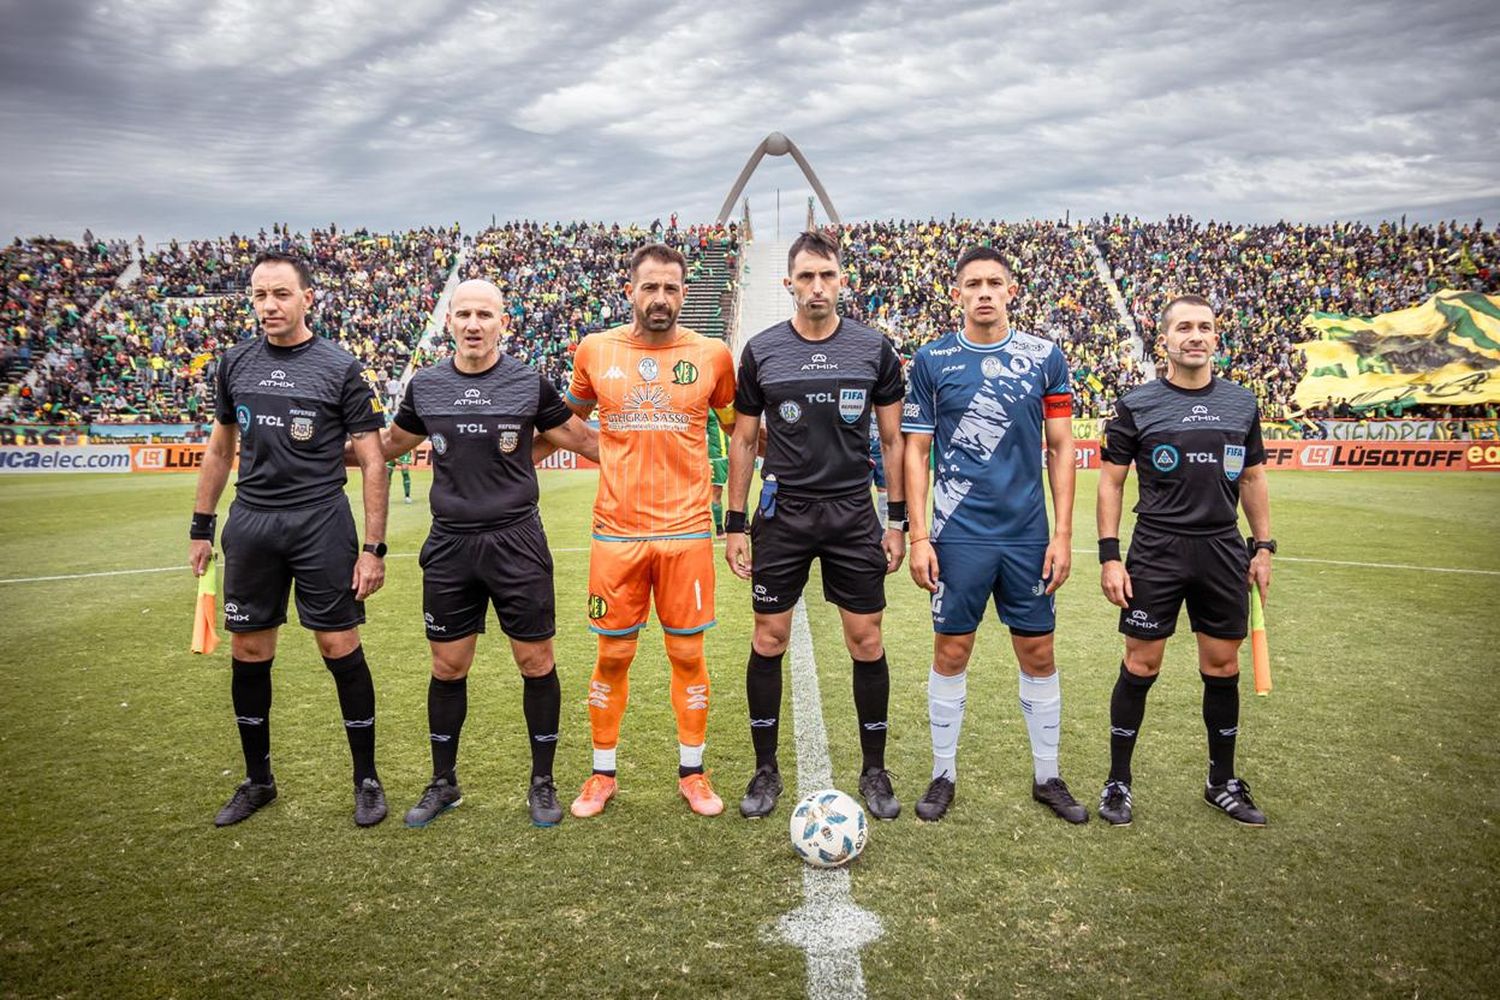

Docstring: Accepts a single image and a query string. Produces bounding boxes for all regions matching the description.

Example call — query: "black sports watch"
[363,542,388,558]
[1249,538,1277,556]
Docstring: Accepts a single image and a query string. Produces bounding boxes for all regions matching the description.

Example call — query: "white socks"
[593,747,617,773]
[927,667,967,780]
[1020,670,1061,783]
[679,742,704,770]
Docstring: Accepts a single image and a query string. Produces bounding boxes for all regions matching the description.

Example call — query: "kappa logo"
[257,368,296,388]
[981,356,1004,379]
[638,357,659,382]
[800,352,839,371]
[1182,404,1222,423]
[671,359,698,385]
[779,399,802,423]
[588,593,608,620]
[603,366,625,380]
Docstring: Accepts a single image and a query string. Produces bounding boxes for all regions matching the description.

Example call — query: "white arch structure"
[716,131,841,227]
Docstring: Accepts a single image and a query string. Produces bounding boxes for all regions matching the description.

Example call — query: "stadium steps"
[1085,234,1152,380]
[680,241,735,340]
[399,241,468,391]
[733,238,792,363]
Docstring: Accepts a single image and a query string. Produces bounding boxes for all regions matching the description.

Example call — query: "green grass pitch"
[0,470,1497,998]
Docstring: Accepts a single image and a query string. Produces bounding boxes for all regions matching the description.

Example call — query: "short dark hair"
[1158,294,1215,337]
[251,250,314,290]
[954,245,1013,280]
[787,229,840,273]
[629,243,686,281]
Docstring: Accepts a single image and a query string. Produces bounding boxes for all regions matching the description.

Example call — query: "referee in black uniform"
[377,280,597,828]
[1095,294,1275,827]
[725,229,908,820]
[189,251,392,827]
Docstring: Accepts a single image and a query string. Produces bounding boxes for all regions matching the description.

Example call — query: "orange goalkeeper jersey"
[567,326,736,538]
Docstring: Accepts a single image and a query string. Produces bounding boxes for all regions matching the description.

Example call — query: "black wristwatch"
[363,542,388,558]
[887,518,910,533]
[1249,538,1277,556]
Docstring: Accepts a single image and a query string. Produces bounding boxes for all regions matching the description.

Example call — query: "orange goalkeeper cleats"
[570,773,617,818]
[678,771,724,816]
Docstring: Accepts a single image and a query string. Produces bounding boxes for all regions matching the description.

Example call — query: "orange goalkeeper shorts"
[586,534,717,637]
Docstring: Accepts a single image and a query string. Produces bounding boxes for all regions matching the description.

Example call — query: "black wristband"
[724,510,748,534]
[886,500,908,523]
[1098,537,1121,564]
[190,512,217,542]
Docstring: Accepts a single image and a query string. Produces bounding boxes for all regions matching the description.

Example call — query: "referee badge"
[838,388,866,424]
[290,416,314,442]
[499,430,519,453]
[1223,444,1246,481]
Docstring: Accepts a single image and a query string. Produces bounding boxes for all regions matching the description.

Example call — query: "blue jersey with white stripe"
[902,330,1071,543]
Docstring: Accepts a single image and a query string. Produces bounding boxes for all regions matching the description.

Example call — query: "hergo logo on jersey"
[671,359,698,385]
[1223,444,1246,481]
[838,388,866,424]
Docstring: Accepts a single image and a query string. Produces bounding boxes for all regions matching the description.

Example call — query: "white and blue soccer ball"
[789,789,868,868]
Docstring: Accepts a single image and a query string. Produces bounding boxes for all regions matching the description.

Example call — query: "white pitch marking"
[1065,548,1500,577]
[773,598,883,1000]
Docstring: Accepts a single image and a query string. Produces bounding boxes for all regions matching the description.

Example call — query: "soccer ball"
[789,789,868,868]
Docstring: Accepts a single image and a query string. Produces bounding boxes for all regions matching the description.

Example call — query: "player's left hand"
[1043,534,1072,594]
[353,551,385,601]
[1248,550,1272,602]
[882,528,906,574]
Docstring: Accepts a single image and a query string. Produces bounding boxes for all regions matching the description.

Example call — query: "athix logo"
[224,602,250,624]
[423,611,447,634]
[754,583,780,604]
[257,368,296,388]
[800,352,839,371]
[1182,404,1222,423]
[1129,609,1161,630]
[454,386,492,405]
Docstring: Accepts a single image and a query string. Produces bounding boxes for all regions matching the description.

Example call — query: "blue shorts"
[929,540,1054,635]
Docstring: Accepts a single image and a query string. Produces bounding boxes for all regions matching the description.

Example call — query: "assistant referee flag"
[191,556,220,655]
[1250,588,1271,696]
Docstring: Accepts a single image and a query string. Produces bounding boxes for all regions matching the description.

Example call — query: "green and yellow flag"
[1294,291,1500,409]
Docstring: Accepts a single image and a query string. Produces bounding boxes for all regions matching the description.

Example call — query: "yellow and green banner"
[1294,291,1500,409]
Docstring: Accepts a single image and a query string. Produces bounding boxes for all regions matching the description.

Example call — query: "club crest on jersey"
[981,356,1004,379]
[671,359,698,385]
[289,416,314,442]
[430,432,448,456]
[1151,443,1180,472]
[838,388,866,424]
[779,400,802,424]
[499,430,519,454]
[1223,444,1246,481]
[235,404,251,433]
[1008,354,1034,376]
[588,594,608,620]
[638,357,659,382]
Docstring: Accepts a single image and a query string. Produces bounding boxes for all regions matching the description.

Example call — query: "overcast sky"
[2,0,1497,245]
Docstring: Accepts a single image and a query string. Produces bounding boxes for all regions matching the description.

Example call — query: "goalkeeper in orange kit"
[563,243,737,819]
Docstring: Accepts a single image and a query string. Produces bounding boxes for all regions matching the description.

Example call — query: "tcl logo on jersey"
[456,423,487,434]
[1185,452,1219,464]
[256,414,285,427]
[805,392,836,403]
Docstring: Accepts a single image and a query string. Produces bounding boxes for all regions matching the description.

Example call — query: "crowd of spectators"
[1091,214,1499,418]
[2,225,456,424]
[840,218,1147,417]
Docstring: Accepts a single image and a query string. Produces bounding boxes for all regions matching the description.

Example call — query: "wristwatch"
[363,542,388,558]
[888,519,909,533]
[1250,538,1277,555]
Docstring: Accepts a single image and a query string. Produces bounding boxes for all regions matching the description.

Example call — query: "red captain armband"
[1043,394,1072,418]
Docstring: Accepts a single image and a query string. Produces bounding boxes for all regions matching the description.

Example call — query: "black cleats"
[354,777,388,827]
[1205,777,1267,827]
[1033,777,1088,824]
[1098,780,1133,826]
[858,766,901,821]
[528,774,563,827]
[214,778,277,827]
[739,765,784,818]
[403,777,461,828]
[916,776,956,822]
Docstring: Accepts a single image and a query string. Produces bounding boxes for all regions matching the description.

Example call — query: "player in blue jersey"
[902,246,1085,823]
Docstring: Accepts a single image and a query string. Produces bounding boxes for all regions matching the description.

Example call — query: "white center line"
[774,598,883,1000]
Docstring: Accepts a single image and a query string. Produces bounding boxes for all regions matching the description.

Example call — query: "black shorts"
[751,492,886,615]
[221,497,362,633]
[419,512,556,642]
[1120,523,1250,641]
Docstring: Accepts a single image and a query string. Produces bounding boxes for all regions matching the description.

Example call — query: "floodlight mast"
[716,132,841,228]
